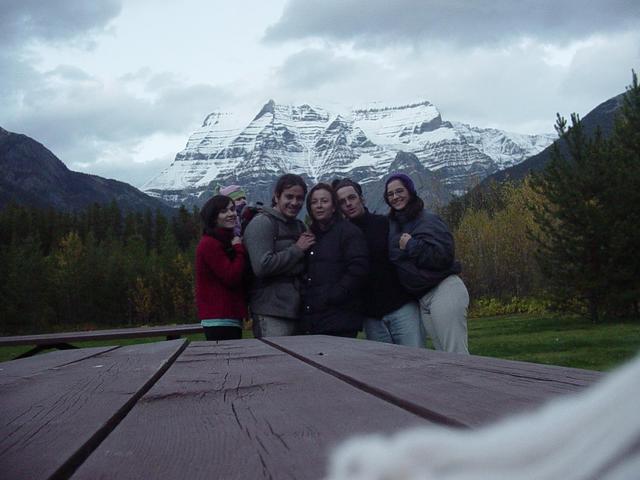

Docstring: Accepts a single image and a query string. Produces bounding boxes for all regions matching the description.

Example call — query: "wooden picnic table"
[0,323,203,359]
[0,335,604,480]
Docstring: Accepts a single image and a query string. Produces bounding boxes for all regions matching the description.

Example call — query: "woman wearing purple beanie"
[384,173,469,354]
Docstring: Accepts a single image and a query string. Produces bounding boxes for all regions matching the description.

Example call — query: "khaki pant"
[418,275,469,354]
[252,314,299,338]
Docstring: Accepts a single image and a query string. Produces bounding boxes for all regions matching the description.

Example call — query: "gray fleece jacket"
[243,206,306,319]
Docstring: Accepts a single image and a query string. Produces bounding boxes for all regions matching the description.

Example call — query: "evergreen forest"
[0,203,200,334]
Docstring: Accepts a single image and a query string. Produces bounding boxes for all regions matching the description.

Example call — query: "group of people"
[194,172,470,353]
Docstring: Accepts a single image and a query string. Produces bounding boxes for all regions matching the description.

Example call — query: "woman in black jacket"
[302,183,369,337]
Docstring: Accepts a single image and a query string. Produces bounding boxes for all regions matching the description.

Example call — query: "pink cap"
[219,185,246,201]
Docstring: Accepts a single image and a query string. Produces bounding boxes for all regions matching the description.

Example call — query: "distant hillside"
[0,127,174,214]
[481,93,624,184]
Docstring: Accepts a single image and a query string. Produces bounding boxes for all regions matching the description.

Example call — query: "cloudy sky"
[2,0,639,187]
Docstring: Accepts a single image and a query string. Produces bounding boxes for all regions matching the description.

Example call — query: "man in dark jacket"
[334,179,423,347]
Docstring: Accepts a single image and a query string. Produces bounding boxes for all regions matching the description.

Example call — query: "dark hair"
[306,183,340,224]
[200,195,234,236]
[385,175,424,221]
[272,173,308,206]
[332,178,363,197]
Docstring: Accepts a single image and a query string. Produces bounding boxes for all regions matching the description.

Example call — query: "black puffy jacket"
[350,210,413,318]
[388,210,462,297]
[302,218,369,334]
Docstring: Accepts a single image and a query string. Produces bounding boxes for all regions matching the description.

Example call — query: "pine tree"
[530,114,612,321]
[105,200,123,240]
[154,209,169,250]
[607,71,640,316]
[530,72,640,321]
[0,236,54,334]
[142,209,154,251]
[172,205,198,251]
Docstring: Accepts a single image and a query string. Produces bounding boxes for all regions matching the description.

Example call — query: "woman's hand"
[231,236,242,246]
[295,231,316,251]
[399,233,412,250]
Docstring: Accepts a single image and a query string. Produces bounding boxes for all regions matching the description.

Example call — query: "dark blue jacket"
[388,210,461,297]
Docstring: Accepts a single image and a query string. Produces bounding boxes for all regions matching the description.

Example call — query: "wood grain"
[264,335,603,428]
[0,347,118,386]
[72,339,433,480]
[0,340,186,480]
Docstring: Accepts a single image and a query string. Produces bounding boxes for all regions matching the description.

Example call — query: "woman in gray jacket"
[243,174,315,337]
[385,173,469,354]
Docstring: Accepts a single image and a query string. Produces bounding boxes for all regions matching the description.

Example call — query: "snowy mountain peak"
[353,99,436,114]
[143,99,554,208]
[202,112,228,127]
[253,99,275,121]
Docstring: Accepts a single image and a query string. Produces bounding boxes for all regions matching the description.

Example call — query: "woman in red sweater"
[195,194,247,340]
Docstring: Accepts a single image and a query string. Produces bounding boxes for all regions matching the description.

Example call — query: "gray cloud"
[2,61,233,185]
[11,80,231,147]
[46,65,97,82]
[0,0,121,46]
[0,53,40,98]
[145,72,184,91]
[558,34,639,108]
[118,67,153,83]
[274,48,359,89]
[261,0,639,136]
[265,0,640,47]
[260,29,639,136]
[0,0,232,187]
[71,154,175,188]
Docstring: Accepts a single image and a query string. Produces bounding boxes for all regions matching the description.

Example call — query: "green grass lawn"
[2,314,639,371]
[469,314,640,371]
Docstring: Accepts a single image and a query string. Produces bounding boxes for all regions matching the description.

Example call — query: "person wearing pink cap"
[384,173,469,354]
[219,185,248,236]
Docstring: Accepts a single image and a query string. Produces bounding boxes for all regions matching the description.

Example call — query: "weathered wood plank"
[0,323,202,347]
[72,339,433,480]
[0,339,187,480]
[0,346,118,387]
[264,335,603,428]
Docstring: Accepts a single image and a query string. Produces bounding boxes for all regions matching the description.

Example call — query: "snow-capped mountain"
[143,100,554,209]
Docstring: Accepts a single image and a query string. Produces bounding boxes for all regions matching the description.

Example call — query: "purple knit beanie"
[384,173,417,205]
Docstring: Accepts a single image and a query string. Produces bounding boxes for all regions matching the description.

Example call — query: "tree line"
[0,202,201,334]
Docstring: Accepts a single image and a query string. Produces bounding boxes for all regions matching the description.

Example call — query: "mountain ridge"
[480,92,624,184]
[143,99,554,209]
[0,127,174,214]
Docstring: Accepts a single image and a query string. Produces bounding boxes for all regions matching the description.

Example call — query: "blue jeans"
[364,301,424,347]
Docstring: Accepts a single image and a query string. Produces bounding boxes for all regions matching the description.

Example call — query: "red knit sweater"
[195,232,248,320]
